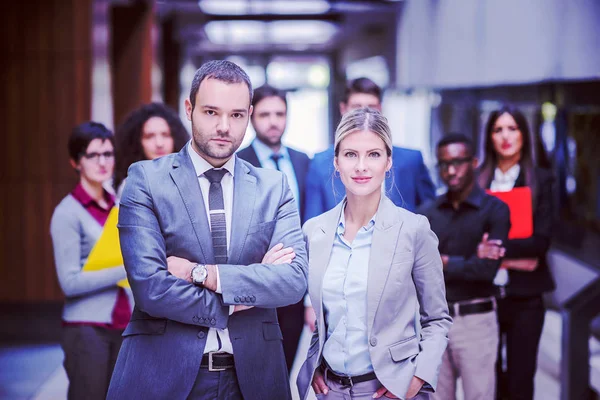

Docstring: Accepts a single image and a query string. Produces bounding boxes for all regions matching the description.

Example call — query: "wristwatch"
[191,264,208,286]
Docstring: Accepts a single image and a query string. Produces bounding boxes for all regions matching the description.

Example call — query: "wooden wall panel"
[0,0,92,302]
[111,2,154,127]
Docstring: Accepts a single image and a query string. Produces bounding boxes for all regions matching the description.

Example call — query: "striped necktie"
[204,168,228,264]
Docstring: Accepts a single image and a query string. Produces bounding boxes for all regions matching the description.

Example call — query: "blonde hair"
[334,108,393,157]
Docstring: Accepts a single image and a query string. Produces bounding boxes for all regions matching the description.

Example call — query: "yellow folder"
[82,207,129,288]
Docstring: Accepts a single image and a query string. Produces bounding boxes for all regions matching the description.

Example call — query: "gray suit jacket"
[297,196,451,400]
[107,145,308,400]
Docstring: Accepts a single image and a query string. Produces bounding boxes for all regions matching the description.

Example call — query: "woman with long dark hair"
[478,106,555,400]
[113,102,189,197]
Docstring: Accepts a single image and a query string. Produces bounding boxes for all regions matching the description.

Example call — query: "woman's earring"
[386,170,391,178]
[334,169,340,178]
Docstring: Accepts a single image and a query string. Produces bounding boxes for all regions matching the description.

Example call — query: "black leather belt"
[200,352,235,371]
[449,299,495,317]
[321,363,377,387]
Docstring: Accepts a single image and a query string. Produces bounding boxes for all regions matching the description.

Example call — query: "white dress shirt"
[188,141,235,354]
[490,164,520,286]
[251,139,300,208]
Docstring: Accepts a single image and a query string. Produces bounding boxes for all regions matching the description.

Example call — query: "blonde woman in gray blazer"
[297,108,451,400]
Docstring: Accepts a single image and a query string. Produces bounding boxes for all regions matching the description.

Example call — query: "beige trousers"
[431,301,499,400]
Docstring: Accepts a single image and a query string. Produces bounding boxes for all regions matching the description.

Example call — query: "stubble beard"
[191,123,237,161]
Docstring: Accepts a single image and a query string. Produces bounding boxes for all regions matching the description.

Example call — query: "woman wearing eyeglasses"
[297,108,451,400]
[50,122,133,400]
[113,102,189,199]
[478,106,555,400]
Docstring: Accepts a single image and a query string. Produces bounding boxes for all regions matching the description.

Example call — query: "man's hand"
[166,256,194,282]
[262,243,295,265]
[404,376,425,399]
[477,233,506,260]
[233,305,253,313]
[373,385,399,398]
[440,255,449,269]
[501,258,538,271]
[305,306,316,332]
[166,256,218,291]
[311,369,329,395]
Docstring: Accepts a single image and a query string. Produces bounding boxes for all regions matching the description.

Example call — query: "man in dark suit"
[237,84,310,373]
[304,77,436,221]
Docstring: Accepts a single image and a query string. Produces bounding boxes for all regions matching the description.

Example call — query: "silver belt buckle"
[208,352,227,372]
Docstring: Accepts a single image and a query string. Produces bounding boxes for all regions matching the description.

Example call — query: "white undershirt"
[490,164,520,286]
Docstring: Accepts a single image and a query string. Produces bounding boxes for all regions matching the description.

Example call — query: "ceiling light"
[199,0,330,15]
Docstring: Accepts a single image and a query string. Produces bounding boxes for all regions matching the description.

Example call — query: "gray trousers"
[431,301,499,400]
[315,373,430,400]
[61,325,124,400]
[187,367,243,400]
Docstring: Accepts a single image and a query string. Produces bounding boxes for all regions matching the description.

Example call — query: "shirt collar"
[251,138,289,164]
[493,164,521,184]
[188,141,236,178]
[71,183,114,209]
[336,200,377,236]
[436,184,485,209]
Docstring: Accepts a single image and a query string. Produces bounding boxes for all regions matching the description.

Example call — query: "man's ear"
[339,102,347,116]
[69,159,80,171]
[472,156,479,169]
[248,105,254,118]
[184,98,193,121]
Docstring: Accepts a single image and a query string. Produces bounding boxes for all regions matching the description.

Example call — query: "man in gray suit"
[107,60,308,400]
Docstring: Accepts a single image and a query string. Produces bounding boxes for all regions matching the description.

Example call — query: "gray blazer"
[50,195,130,323]
[297,196,452,400]
[107,145,308,400]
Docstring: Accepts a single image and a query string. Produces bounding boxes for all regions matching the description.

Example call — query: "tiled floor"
[0,343,63,400]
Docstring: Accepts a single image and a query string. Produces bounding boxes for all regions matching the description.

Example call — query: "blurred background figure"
[50,122,132,400]
[237,84,310,373]
[113,102,189,198]
[478,107,555,400]
[304,77,435,221]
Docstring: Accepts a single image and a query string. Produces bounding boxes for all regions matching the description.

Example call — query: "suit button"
[244,296,250,302]
[370,337,378,347]
[197,331,206,339]
[210,318,216,325]
[192,315,200,323]
[234,296,240,302]
[200,317,205,322]
[250,295,256,303]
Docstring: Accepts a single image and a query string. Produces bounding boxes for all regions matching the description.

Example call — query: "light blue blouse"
[322,206,376,376]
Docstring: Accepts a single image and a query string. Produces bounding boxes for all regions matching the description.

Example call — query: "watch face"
[193,265,207,284]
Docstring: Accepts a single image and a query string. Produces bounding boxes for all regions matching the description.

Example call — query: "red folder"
[486,187,533,239]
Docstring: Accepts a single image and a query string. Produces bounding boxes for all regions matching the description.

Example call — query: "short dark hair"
[189,60,253,110]
[436,133,475,157]
[343,77,382,103]
[113,102,190,191]
[68,121,114,162]
[252,84,287,109]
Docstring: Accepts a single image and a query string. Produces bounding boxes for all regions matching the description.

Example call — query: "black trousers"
[277,300,305,372]
[496,296,546,400]
[187,367,243,400]
[61,325,124,400]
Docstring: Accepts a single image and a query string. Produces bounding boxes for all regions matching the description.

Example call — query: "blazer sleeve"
[415,152,437,207]
[218,173,308,308]
[304,158,327,221]
[118,163,231,329]
[444,200,511,282]
[504,172,554,259]
[412,215,452,390]
[50,204,127,298]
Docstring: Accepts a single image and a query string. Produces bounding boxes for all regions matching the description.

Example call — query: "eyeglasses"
[436,157,472,171]
[82,151,115,163]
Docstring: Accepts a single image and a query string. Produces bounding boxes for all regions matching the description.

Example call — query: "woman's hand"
[262,243,295,265]
[404,376,425,398]
[311,370,329,395]
[305,306,316,332]
[501,258,538,271]
[166,255,194,282]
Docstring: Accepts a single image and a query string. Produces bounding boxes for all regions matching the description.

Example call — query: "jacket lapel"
[310,201,344,348]
[228,157,257,265]
[169,145,213,263]
[367,196,403,331]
